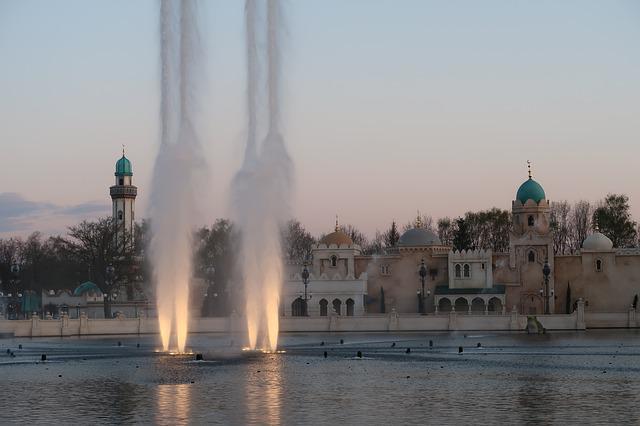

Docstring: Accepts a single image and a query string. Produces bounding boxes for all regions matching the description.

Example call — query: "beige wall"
[554,253,640,313]
[357,248,449,314]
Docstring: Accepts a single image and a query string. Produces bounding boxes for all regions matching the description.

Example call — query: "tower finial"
[594,217,600,232]
[122,144,126,157]
[335,215,339,232]
[527,160,532,179]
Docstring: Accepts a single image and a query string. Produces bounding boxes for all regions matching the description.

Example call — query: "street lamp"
[10,263,20,319]
[205,265,215,315]
[105,265,115,317]
[301,261,310,316]
[542,258,551,314]
[418,259,427,314]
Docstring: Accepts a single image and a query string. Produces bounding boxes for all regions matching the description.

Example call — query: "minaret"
[110,149,137,243]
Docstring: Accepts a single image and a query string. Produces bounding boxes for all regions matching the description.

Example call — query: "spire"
[122,144,126,157]
[527,160,532,179]
[335,215,339,232]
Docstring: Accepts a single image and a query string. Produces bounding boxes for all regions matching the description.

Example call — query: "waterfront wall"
[0,305,637,338]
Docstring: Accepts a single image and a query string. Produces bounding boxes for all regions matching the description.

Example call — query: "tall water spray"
[232,0,293,351]
[150,0,204,353]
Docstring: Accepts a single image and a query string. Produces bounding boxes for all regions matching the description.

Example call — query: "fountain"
[150,0,205,353]
[232,0,293,351]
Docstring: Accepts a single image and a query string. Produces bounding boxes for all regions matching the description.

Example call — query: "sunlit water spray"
[150,0,205,353]
[232,0,293,351]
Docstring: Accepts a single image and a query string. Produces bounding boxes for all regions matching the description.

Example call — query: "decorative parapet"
[314,243,361,251]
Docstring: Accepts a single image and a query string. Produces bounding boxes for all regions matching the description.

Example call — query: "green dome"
[516,178,546,204]
[73,281,102,296]
[115,155,132,176]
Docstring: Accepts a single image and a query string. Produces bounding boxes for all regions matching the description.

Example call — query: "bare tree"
[281,219,315,263]
[550,201,571,254]
[62,217,135,318]
[341,224,369,248]
[569,200,592,252]
[437,217,455,246]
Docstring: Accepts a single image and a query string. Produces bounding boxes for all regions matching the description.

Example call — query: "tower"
[509,162,555,313]
[110,150,137,243]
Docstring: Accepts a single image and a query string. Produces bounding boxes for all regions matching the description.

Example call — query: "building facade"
[285,172,640,316]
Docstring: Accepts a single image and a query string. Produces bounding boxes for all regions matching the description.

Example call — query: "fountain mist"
[150,0,204,353]
[232,0,293,351]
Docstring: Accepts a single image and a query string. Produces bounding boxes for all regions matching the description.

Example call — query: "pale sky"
[1,0,639,237]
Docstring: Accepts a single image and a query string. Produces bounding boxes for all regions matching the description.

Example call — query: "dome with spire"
[516,178,546,204]
[516,163,545,204]
[582,229,614,251]
[320,217,354,246]
[115,154,132,176]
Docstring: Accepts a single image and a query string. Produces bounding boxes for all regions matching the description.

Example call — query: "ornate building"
[284,169,640,316]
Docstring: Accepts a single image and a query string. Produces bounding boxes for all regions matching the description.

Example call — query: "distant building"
[285,169,640,316]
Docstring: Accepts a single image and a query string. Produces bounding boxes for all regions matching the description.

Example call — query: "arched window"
[346,298,355,316]
[455,264,462,278]
[319,299,328,316]
[330,255,337,267]
[119,178,124,186]
[332,299,342,315]
[528,251,535,263]
[118,210,123,221]
[463,264,470,278]
[291,298,305,317]
[528,215,535,227]
[595,259,603,272]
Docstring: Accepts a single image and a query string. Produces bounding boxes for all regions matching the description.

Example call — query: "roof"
[320,230,354,246]
[115,155,133,176]
[516,178,545,204]
[398,228,441,247]
[73,281,103,296]
[434,285,506,295]
[582,232,613,251]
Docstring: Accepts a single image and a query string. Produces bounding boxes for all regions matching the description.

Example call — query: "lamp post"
[301,261,310,316]
[542,257,551,314]
[10,263,21,319]
[105,265,115,317]
[204,265,215,316]
[418,259,427,314]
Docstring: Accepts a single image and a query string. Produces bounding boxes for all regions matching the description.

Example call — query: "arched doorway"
[471,297,485,314]
[487,297,503,314]
[291,298,305,317]
[332,299,342,315]
[438,298,452,313]
[454,297,469,313]
[319,299,328,316]
[346,298,355,316]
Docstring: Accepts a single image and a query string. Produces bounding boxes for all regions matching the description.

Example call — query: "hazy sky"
[1,0,639,237]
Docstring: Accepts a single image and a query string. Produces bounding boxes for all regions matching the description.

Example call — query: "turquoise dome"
[516,178,546,204]
[73,281,102,296]
[115,155,132,176]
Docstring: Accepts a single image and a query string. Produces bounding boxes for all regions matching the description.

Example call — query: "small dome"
[582,232,613,251]
[516,178,546,204]
[320,230,353,246]
[73,281,103,297]
[115,155,132,176]
[398,228,441,247]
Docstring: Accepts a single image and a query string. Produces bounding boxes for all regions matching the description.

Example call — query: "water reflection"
[156,383,192,425]
[245,354,283,425]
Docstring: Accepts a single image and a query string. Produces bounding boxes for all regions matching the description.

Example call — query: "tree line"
[1,193,637,316]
